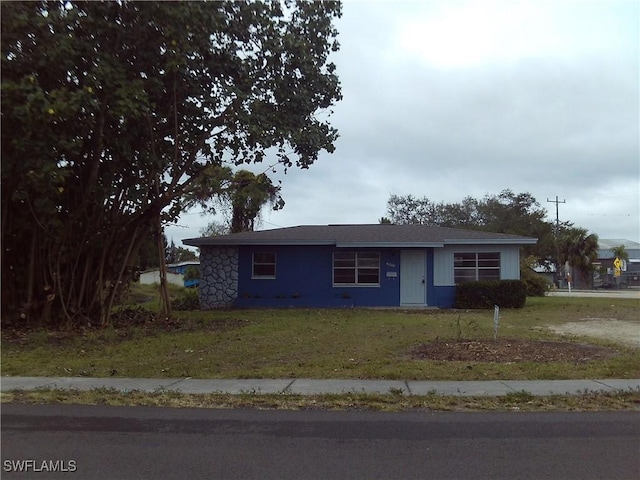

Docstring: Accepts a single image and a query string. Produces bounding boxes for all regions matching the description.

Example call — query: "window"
[454,252,500,283]
[333,252,380,286]
[252,252,276,278]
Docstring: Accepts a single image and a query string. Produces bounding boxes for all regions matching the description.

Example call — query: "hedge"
[520,268,552,296]
[454,280,527,309]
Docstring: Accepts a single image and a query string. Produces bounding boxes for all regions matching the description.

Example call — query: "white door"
[400,250,426,305]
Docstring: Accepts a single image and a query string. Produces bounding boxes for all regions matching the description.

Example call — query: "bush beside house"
[454,280,527,309]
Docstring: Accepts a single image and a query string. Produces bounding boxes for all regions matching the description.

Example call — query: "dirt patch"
[410,338,617,363]
[547,319,640,349]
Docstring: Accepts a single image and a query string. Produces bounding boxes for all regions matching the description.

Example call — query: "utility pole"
[547,196,566,288]
[547,196,566,233]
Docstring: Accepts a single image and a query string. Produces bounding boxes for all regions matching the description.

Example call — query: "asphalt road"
[2,404,638,480]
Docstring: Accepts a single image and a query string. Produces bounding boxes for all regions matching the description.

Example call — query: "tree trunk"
[156,213,172,320]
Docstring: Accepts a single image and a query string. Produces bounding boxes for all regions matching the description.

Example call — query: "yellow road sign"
[613,257,622,269]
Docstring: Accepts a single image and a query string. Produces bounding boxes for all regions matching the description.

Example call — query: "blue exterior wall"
[233,245,458,308]
[423,249,456,307]
[235,245,403,307]
[431,286,457,307]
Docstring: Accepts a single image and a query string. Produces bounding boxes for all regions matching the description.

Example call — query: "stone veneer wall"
[199,246,239,308]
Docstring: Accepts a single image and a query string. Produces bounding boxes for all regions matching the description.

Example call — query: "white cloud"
[171,0,640,247]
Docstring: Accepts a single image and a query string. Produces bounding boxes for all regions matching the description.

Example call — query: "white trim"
[252,252,277,279]
[332,251,381,287]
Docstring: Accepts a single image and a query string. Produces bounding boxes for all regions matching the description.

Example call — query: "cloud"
[171,0,640,247]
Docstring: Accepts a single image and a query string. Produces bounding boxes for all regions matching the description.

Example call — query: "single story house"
[167,260,200,275]
[168,260,200,288]
[139,261,201,288]
[183,224,537,309]
[139,270,184,287]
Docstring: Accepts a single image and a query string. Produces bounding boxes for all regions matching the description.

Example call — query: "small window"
[252,252,276,278]
[454,252,500,283]
[333,252,380,286]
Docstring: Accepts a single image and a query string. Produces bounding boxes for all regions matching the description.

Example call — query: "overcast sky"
[170,0,640,247]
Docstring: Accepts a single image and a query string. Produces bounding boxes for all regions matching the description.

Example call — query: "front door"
[400,250,426,305]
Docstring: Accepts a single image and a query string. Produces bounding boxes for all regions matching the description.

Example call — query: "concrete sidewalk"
[2,377,639,397]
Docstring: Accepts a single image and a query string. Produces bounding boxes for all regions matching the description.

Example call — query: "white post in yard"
[493,305,500,340]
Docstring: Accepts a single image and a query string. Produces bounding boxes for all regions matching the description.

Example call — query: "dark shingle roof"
[183,224,537,247]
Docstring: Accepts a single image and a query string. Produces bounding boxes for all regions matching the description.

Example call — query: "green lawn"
[2,296,639,381]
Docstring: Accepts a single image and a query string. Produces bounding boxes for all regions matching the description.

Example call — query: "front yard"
[2,296,639,381]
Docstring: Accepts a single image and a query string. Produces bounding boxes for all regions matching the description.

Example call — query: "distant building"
[166,261,200,275]
[139,270,184,287]
[139,261,200,288]
[593,239,640,288]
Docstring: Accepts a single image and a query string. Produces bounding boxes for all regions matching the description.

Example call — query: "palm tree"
[227,170,282,233]
[610,244,629,288]
[611,245,629,262]
[558,228,599,287]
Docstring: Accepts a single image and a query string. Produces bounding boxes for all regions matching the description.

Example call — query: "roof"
[183,224,538,248]
[597,239,640,250]
[167,261,200,268]
[597,239,640,260]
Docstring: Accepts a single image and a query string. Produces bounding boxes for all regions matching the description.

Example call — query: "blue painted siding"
[235,245,402,307]
[232,245,459,308]
[432,286,457,308]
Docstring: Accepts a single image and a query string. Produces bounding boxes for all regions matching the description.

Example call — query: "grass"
[2,387,639,412]
[2,292,639,381]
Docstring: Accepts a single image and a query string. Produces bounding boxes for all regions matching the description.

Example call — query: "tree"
[137,232,195,269]
[173,247,197,263]
[226,170,282,233]
[166,239,178,265]
[386,194,440,225]
[195,169,281,235]
[2,1,342,326]
[558,227,599,287]
[385,190,556,262]
[611,245,629,262]
[200,221,230,238]
[191,169,283,233]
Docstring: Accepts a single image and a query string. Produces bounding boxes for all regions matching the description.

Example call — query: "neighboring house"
[531,263,555,287]
[593,239,640,288]
[167,261,200,275]
[139,270,185,287]
[168,260,200,288]
[183,224,537,309]
[139,261,201,288]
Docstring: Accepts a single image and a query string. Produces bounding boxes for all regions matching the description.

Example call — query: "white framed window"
[252,252,276,279]
[333,252,380,286]
[454,252,500,283]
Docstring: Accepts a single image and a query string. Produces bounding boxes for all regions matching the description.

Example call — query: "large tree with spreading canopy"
[385,190,560,264]
[1,0,342,326]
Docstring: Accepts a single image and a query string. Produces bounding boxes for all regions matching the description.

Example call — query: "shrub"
[520,269,551,297]
[454,280,527,309]
[172,288,200,311]
[184,265,200,282]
